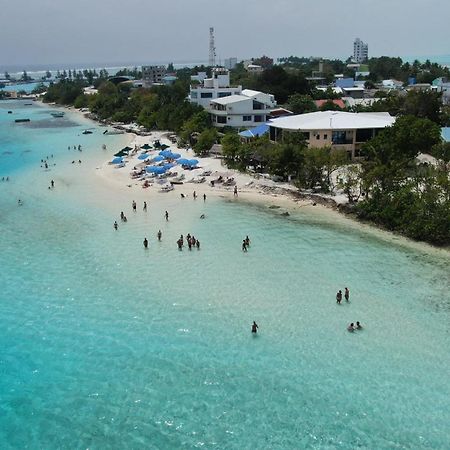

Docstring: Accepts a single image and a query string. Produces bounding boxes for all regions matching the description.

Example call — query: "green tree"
[287,94,317,114]
[194,128,217,156]
[221,133,242,163]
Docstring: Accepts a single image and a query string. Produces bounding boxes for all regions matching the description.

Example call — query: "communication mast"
[209,27,216,67]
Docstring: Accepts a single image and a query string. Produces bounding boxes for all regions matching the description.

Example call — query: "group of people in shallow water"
[41,156,56,170]
[242,236,251,252]
[335,287,364,332]
[143,230,163,248]
[347,322,363,332]
[336,287,350,303]
[177,233,200,250]
[68,145,82,152]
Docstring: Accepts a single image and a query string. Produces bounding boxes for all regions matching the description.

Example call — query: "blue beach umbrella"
[146,166,167,174]
[170,152,181,159]
[112,156,123,164]
[163,162,176,170]
[151,155,165,162]
[158,150,172,157]
[177,158,190,165]
[187,159,199,166]
[138,153,150,160]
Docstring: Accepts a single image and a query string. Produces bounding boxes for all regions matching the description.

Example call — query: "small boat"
[7,111,12,114]
[15,118,30,123]
[50,111,65,118]
[159,184,174,192]
[82,130,93,135]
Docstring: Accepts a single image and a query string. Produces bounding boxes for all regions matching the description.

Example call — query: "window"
[218,92,231,98]
[190,92,198,99]
[254,115,263,122]
[323,134,328,140]
[201,92,213,98]
[217,116,227,124]
[243,115,252,121]
[316,134,320,140]
[253,100,264,110]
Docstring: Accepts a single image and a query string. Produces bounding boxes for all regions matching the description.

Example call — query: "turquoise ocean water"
[0,101,449,449]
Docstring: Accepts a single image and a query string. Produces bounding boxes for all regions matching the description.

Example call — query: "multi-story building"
[353,38,368,63]
[209,89,276,128]
[189,68,242,108]
[224,57,238,70]
[142,65,166,87]
[268,111,395,159]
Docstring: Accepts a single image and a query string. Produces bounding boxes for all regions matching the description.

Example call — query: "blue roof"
[442,127,450,143]
[239,123,270,139]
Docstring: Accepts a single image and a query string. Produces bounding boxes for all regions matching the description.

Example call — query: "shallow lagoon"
[0,102,449,449]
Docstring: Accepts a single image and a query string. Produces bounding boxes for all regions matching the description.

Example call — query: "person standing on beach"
[203,193,206,202]
[234,186,238,197]
[157,230,162,241]
[165,211,169,221]
[336,290,342,304]
[193,191,197,199]
[344,287,350,302]
[132,200,137,212]
[143,201,147,211]
[252,321,258,333]
[143,237,148,249]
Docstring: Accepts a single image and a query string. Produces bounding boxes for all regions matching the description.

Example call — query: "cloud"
[0,0,448,68]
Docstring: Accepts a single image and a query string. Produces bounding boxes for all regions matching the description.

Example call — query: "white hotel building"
[189,68,276,128]
[189,68,242,108]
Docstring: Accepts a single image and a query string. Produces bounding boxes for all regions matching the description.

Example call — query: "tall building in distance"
[353,38,368,63]
[224,57,237,70]
[142,65,166,87]
[209,27,216,67]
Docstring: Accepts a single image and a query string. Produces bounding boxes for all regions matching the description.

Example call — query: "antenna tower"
[209,27,216,67]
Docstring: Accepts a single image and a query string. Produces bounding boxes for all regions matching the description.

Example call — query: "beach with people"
[1,101,450,448]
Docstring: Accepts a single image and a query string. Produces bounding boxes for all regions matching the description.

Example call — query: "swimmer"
[157,230,162,241]
[336,290,342,304]
[196,239,200,249]
[251,321,258,333]
[193,191,197,199]
[347,323,355,332]
[143,237,148,249]
[143,201,147,211]
[203,193,206,201]
[177,238,183,250]
[51,180,54,188]
[123,215,128,222]
[120,211,125,221]
[18,199,23,206]
[113,221,118,230]
[200,214,205,219]
[181,193,185,199]
[245,236,250,247]
[165,210,169,221]
[356,321,362,330]
[242,240,248,252]
[344,287,350,302]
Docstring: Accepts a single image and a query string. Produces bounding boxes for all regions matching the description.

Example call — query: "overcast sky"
[1,0,449,68]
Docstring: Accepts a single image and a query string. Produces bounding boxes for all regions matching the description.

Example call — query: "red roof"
[315,99,346,109]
